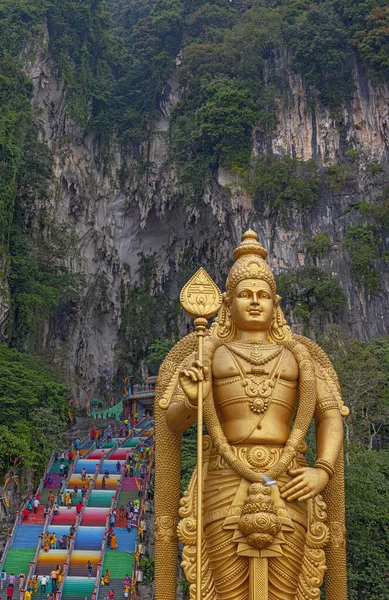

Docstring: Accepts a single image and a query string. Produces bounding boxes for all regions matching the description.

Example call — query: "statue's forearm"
[166,400,197,434]
[316,410,344,465]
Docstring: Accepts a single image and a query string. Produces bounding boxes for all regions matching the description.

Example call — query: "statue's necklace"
[227,342,283,366]
[225,344,284,415]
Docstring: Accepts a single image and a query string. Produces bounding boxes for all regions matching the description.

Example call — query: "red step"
[121,477,138,491]
[24,506,46,524]
[51,507,77,525]
[110,450,128,461]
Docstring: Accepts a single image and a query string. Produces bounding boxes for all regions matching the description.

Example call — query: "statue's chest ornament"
[226,343,284,415]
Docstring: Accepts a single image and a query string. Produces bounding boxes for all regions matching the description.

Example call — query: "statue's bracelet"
[314,459,335,479]
[184,396,198,411]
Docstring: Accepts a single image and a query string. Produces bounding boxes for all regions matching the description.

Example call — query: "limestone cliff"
[22,42,388,401]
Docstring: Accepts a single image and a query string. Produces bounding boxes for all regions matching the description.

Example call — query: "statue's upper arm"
[313,361,341,419]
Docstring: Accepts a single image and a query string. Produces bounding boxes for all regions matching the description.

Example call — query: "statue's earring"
[270,299,290,342]
[216,294,233,339]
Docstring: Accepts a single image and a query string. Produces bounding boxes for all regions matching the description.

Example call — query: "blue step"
[13,525,44,548]
[113,528,137,552]
[101,460,123,475]
[74,459,100,474]
[74,527,105,551]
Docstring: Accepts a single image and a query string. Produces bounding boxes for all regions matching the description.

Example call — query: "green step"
[40,488,60,504]
[102,552,134,579]
[49,460,69,474]
[3,548,36,575]
[123,438,140,448]
[88,491,115,507]
[117,491,138,507]
[102,441,116,448]
[62,576,96,598]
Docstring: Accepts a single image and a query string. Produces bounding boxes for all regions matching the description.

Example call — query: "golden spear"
[180,268,223,600]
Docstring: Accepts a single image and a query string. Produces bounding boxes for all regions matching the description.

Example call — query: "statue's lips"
[247,310,262,315]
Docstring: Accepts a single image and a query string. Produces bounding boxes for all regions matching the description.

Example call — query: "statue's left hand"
[279,467,329,502]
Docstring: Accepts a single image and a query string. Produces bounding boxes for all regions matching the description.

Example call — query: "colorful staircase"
[0,420,153,600]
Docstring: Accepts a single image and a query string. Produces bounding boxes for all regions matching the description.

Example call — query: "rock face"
[23,45,388,401]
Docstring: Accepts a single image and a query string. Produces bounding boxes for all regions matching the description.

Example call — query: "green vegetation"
[181,424,197,494]
[276,266,346,329]
[0,344,68,476]
[305,233,332,258]
[360,196,389,231]
[146,339,177,375]
[320,329,389,598]
[324,163,354,191]
[335,0,389,80]
[343,225,381,293]
[118,255,179,383]
[249,156,320,218]
[285,3,354,110]
[139,556,155,584]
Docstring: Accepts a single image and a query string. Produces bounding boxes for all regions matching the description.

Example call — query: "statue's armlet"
[314,363,340,420]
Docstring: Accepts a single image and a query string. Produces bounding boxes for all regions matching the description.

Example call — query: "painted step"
[123,438,140,448]
[95,474,120,490]
[98,577,128,600]
[74,527,105,551]
[51,507,77,525]
[68,550,100,576]
[88,490,116,508]
[49,461,70,474]
[101,460,124,475]
[13,524,44,548]
[111,528,137,553]
[81,507,109,526]
[40,487,61,505]
[74,459,100,474]
[3,548,36,575]
[22,506,46,525]
[121,477,138,491]
[88,449,110,460]
[62,576,96,598]
[102,441,116,448]
[102,552,134,579]
[109,450,129,461]
[35,550,68,576]
[116,491,138,507]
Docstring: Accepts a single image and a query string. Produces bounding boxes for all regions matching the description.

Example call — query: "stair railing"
[0,510,21,577]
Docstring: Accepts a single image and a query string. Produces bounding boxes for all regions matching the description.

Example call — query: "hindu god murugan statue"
[154,230,348,600]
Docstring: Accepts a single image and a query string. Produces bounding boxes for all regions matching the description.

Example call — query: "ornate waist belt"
[208,444,288,472]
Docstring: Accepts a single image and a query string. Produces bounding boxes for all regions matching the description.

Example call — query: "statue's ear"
[275,294,281,306]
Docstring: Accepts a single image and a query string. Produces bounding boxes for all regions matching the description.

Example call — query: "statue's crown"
[226,229,276,297]
[233,229,268,261]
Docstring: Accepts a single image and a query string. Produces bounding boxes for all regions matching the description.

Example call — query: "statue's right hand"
[179,360,211,404]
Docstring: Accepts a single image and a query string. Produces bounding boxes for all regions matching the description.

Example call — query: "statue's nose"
[251,293,260,305]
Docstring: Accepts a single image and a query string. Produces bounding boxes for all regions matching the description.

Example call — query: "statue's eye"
[239,292,248,298]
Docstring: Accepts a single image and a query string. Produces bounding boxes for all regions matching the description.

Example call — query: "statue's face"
[230,279,274,331]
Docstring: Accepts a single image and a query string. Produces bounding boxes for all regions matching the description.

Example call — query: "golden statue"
[155,230,348,600]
